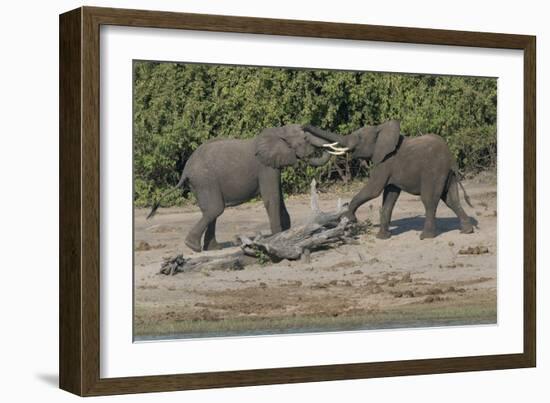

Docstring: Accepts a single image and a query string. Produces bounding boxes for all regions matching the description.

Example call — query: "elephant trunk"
[304,131,330,148]
[303,131,343,165]
[302,125,351,148]
[307,151,332,167]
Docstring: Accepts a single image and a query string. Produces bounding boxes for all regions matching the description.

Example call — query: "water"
[134,318,496,342]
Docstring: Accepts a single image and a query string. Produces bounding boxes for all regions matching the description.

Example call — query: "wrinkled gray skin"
[303,120,474,239]
[147,124,332,252]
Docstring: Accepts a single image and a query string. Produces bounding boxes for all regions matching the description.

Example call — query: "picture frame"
[59,6,536,396]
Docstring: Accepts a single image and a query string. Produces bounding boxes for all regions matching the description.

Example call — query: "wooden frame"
[59,6,536,396]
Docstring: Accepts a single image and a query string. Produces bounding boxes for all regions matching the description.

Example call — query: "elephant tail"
[457,179,473,208]
[146,173,188,220]
[450,167,473,208]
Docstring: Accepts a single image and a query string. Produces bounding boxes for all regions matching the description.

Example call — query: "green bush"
[134,62,496,207]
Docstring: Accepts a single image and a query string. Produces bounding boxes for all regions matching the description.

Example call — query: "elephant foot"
[420,230,436,240]
[376,229,392,240]
[460,219,474,234]
[185,237,202,252]
[341,211,358,223]
[203,240,222,251]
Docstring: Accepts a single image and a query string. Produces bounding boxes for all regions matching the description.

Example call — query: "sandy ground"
[134,172,497,339]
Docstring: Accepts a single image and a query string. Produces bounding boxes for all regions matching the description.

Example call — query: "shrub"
[133,62,496,207]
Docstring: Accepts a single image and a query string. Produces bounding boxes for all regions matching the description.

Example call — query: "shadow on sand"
[383,215,478,237]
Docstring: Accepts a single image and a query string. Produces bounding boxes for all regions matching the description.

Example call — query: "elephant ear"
[255,128,298,169]
[372,120,401,165]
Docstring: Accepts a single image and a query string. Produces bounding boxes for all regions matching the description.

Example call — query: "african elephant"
[303,120,474,239]
[147,124,332,252]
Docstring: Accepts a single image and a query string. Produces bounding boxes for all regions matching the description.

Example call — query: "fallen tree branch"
[239,215,367,261]
[159,179,369,275]
[158,250,257,275]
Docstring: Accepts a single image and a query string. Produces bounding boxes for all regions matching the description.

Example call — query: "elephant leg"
[420,197,438,239]
[279,193,291,231]
[203,218,222,251]
[185,188,224,252]
[377,185,401,239]
[259,169,286,234]
[442,175,473,234]
[185,215,211,252]
[419,178,445,240]
[262,194,286,234]
[345,170,387,222]
[263,197,284,234]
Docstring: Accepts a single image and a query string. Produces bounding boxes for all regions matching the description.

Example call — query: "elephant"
[302,120,474,239]
[147,124,334,252]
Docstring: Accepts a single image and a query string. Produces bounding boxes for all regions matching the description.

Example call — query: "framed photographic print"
[59,6,536,396]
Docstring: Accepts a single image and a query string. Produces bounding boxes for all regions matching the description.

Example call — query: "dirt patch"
[135,240,166,251]
[458,245,490,255]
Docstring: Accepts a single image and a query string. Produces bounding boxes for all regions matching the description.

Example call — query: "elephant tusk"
[328,150,347,156]
[330,145,350,152]
[323,142,349,152]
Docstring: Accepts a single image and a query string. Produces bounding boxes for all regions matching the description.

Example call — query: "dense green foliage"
[134,61,496,207]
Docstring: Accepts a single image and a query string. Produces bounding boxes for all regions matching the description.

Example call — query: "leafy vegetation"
[134,61,497,207]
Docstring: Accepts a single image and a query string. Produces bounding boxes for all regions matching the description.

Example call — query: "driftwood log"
[159,251,257,275]
[159,180,369,275]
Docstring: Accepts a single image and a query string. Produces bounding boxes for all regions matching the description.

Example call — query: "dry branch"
[158,251,256,275]
[159,180,369,275]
